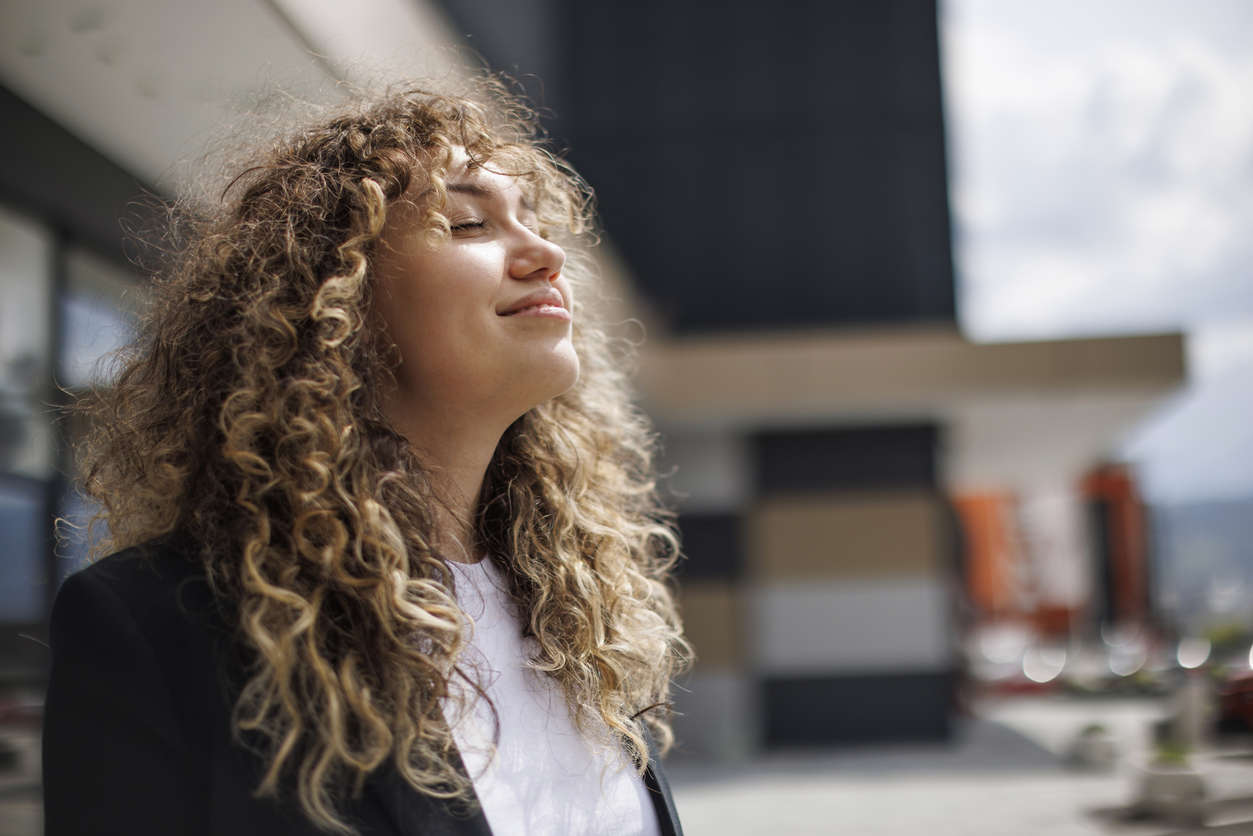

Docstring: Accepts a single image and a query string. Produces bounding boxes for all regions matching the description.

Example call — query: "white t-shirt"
[442,558,661,836]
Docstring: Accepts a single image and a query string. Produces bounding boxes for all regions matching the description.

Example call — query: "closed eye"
[450,219,485,233]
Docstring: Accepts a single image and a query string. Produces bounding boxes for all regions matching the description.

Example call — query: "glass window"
[58,248,143,390]
[0,407,54,479]
[0,205,54,480]
[0,475,46,622]
[0,203,51,399]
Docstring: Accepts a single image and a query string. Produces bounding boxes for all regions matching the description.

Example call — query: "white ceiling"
[0,0,465,191]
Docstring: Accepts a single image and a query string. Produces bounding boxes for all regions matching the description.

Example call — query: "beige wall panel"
[747,491,944,581]
[638,328,1184,424]
[678,581,744,670]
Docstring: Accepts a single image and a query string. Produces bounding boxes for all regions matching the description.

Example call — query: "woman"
[43,79,689,836]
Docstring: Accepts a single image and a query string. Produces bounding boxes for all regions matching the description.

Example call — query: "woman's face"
[371,151,579,430]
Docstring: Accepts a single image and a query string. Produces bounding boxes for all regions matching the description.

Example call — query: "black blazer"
[43,541,683,836]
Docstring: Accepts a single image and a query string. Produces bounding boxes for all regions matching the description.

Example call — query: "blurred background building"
[1,1,1251,818]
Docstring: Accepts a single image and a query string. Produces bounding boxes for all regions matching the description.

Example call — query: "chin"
[545,348,581,399]
[509,343,580,415]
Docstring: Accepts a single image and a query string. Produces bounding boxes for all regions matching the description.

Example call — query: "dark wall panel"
[676,512,744,582]
[562,0,955,332]
[763,670,954,745]
[755,425,939,496]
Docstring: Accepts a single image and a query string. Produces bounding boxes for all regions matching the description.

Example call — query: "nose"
[509,227,566,283]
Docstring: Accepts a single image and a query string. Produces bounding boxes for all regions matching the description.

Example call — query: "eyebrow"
[446,181,535,211]
[447,182,494,198]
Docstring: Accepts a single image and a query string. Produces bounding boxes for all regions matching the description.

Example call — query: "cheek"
[377,251,478,327]
[374,261,501,382]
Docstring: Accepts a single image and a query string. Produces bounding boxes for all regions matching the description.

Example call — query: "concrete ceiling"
[0,0,463,192]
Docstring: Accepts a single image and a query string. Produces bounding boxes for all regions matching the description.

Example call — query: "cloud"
[1190,319,1253,379]
[943,8,1253,339]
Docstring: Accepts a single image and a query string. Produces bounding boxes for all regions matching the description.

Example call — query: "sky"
[940,0,1253,504]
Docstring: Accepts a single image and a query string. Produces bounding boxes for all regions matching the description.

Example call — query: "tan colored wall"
[678,581,744,670]
[747,491,945,581]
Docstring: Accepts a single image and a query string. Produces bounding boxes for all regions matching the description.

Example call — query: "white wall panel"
[750,578,953,674]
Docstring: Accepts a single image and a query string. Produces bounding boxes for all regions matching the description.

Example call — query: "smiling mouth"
[499,287,568,318]
[501,303,571,321]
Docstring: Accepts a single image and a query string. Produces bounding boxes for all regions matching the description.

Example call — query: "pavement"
[4,694,1252,835]
[667,695,1253,836]
[0,727,38,836]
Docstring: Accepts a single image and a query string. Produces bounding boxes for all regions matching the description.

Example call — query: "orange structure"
[952,492,1020,618]
[1082,463,1151,627]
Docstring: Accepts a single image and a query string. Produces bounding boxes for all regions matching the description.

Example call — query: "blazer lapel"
[362,751,494,836]
[641,725,684,836]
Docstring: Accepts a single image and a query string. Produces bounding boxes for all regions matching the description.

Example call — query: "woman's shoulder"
[44,539,252,835]
[48,534,237,742]
[52,533,226,647]
[69,534,201,589]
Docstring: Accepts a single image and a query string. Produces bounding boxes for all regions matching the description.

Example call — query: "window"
[58,247,142,390]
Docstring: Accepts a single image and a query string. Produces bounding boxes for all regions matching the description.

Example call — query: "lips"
[498,287,566,316]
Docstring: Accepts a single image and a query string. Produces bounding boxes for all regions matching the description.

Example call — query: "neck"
[385,398,512,564]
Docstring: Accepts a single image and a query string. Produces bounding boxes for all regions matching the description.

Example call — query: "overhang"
[638,326,1187,490]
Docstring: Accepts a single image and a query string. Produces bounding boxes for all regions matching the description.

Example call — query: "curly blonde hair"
[75,78,689,833]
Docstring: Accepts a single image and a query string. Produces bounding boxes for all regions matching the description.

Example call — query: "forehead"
[442,146,538,204]
[447,168,521,197]
[446,163,531,205]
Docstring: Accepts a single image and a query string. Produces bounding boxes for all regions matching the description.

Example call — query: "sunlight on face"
[371,149,579,433]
